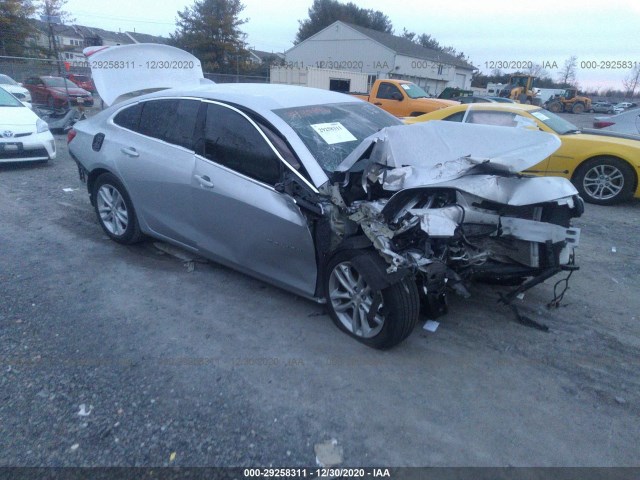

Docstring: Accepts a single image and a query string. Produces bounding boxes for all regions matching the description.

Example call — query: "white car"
[593,108,640,137]
[0,86,56,163]
[0,73,32,108]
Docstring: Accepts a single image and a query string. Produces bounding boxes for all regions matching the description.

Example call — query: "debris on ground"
[77,404,92,416]
[423,320,439,332]
[153,242,208,272]
[314,439,343,467]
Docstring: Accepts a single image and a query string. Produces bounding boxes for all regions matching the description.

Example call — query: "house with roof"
[284,21,475,95]
[26,20,167,63]
[248,49,285,65]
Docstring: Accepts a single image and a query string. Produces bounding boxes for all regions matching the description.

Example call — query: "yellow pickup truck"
[350,79,459,117]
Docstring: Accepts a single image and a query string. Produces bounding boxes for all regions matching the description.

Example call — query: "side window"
[376,82,402,100]
[466,110,519,127]
[138,99,199,149]
[443,111,465,122]
[138,100,176,140]
[113,103,143,131]
[201,103,281,185]
[165,100,200,149]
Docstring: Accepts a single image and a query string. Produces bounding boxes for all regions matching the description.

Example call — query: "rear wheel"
[573,157,635,205]
[92,173,143,244]
[325,250,419,349]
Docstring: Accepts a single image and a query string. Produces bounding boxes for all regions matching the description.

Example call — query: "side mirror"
[391,92,403,101]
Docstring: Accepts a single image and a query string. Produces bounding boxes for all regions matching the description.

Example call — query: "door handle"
[194,174,214,188]
[121,147,139,157]
[374,102,382,105]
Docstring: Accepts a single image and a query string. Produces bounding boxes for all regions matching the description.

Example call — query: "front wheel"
[324,250,419,349]
[92,172,143,244]
[572,102,585,114]
[573,157,635,205]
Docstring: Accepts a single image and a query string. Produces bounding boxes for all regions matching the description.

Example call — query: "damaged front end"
[320,121,583,322]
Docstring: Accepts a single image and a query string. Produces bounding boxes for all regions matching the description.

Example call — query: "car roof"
[438,103,541,114]
[129,83,362,112]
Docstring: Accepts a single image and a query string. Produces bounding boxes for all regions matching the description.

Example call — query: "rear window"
[137,99,200,149]
[113,103,143,131]
[112,99,201,150]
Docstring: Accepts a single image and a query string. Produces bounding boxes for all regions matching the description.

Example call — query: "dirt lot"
[1,116,639,467]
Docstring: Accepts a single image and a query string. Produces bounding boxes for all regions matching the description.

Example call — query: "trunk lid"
[83,44,212,106]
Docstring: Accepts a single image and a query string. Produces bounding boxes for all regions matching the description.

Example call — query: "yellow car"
[406,103,640,205]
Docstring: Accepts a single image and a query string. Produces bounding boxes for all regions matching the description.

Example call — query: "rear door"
[108,98,201,247]
[190,101,317,296]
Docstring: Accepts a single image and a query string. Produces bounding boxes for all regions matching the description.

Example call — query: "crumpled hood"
[335,121,561,186]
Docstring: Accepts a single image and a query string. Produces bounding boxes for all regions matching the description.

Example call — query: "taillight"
[67,128,77,143]
[593,121,615,129]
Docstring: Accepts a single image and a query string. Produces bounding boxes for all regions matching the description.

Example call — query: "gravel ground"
[0,115,639,468]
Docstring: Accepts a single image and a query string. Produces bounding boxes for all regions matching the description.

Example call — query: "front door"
[190,101,318,296]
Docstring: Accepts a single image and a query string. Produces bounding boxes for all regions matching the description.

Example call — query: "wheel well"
[87,168,111,204]
[572,156,638,191]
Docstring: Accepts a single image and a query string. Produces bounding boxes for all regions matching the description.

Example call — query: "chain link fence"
[1,56,269,85]
[204,72,269,84]
[0,56,91,83]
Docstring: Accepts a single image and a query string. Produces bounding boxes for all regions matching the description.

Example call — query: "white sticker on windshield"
[400,84,410,90]
[531,111,550,121]
[311,122,357,144]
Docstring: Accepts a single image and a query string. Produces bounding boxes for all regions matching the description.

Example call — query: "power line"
[71,10,176,26]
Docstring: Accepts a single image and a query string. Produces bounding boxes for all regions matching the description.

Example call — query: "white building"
[270,66,369,93]
[285,21,475,95]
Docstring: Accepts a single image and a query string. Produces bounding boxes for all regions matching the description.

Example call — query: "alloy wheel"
[328,261,384,338]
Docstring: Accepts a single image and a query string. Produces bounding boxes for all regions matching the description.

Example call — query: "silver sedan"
[68,84,582,349]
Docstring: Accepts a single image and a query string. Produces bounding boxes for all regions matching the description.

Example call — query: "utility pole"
[42,2,62,75]
[41,4,69,109]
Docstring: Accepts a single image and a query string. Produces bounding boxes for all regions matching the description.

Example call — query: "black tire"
[573,157,636,205]
[547,102,561,113]
[324,250,420,349]
[572,102,585,114]
[92,172,143,244]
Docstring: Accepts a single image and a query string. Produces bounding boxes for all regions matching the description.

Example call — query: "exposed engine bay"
[294,122,584,323]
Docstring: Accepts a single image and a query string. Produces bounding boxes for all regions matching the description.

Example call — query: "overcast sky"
[62,0,640,91]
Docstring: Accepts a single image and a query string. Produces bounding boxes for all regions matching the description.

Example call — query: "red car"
[66,73,96,93]
[23,76,94,108]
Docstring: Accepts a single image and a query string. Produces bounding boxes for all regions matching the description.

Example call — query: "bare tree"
[622,64,640,97]
[557,56,578,87]
[527,63,548,79]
